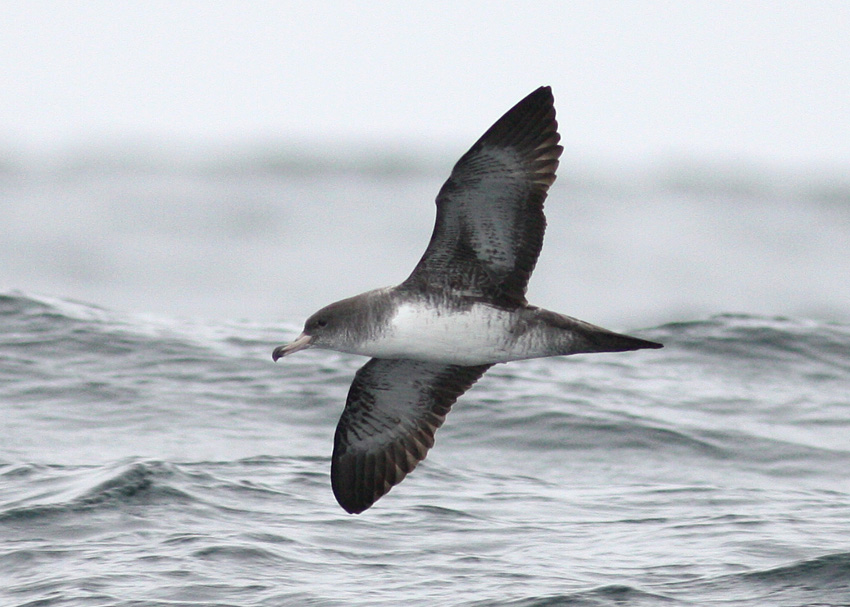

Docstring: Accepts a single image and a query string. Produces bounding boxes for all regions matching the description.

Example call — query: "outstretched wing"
[331,358,491,514]
[402,86,563,308]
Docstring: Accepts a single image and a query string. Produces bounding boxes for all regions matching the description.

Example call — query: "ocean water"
[1,150,849,605]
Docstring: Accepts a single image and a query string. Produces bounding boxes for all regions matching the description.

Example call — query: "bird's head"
[272,297,365,361]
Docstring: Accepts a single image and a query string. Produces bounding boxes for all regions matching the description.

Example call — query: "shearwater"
[273,86,663,514]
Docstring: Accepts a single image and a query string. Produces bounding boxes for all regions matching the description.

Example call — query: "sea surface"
[1,148,849,605]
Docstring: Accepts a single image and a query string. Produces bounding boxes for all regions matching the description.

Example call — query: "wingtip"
[467,85,561,179]
[532,85,553,98]
[338,499,370,515]
[513,85,556,117]
[331,460,378,514]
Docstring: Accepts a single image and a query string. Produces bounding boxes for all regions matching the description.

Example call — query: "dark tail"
[537,309,663,355]
[579,326,663,354]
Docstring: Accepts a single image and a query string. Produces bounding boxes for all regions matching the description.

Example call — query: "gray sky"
[2,1,850,166]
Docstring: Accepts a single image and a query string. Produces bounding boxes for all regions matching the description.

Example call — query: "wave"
[0,455,323,525]
[0,460,194,523]
[6,291,848,372]
[670,552,850,606]
[467,585,680,607]
[3,292,847,607]
[3,292,848,475]
[650,314,850,372]
[0,290,286,353]
[742,551,850,587]
[465,553,850,607]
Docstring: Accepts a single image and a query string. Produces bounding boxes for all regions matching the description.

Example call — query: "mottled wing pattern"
[402,86,563,307]
[331,358,491,513]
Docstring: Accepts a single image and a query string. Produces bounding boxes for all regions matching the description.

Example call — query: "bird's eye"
[316,319,328,328]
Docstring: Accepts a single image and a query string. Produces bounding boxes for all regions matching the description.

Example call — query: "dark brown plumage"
[401,86,562,308]
[331,359,491,514]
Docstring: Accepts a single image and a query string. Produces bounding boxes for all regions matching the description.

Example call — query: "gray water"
[1,150,849,605]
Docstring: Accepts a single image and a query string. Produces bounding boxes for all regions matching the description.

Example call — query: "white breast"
[357,302,519,365]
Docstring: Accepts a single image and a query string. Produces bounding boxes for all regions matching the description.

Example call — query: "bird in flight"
[274,86,662,513]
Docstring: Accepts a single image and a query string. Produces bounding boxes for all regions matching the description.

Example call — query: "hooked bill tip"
[272,333,313,361]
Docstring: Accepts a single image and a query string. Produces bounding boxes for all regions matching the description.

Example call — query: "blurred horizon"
[2,145,848,327]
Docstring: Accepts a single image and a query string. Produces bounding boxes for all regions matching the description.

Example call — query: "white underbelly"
[357,303,524,365]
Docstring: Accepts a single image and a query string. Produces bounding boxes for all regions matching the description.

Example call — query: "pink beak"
[272,333,313,361]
